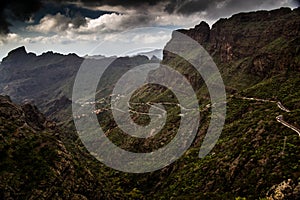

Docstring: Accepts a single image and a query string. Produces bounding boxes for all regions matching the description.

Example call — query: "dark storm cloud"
[64,0,164,7]
[164,0,212,14]
[72,0,299,15]
[165,0,300,15]
[33,2,112,23]
[0,0,41,34]
[0,0,112,34]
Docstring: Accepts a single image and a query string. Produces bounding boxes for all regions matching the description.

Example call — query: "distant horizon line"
[1,46,163,62]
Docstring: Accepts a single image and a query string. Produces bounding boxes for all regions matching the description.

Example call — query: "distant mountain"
[83,54,106,60]
[0,47,158,121]
[83,54,118,60]
[127,49,163,60]
[139,49,163,60]
[0,47,81,111]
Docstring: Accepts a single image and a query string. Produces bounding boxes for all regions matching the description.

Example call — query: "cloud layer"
[1,0,299,35]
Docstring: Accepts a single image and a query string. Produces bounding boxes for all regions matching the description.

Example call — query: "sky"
[0,0,299,60]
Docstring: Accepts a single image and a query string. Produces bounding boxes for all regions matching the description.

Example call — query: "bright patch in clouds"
[0,33,20,47]
[28,13,86,34]
[132,32,171,44]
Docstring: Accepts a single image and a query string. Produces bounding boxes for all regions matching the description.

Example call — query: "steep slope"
[164,7,300,90]
[0,95,138,199]
[93,7,300,199]
[142,73,300,199]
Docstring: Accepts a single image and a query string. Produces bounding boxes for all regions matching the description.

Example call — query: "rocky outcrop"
[266,179,300,200]
[21,103,47,130]
[178,21,210,45]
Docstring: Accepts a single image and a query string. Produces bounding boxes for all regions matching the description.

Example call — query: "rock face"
[207,8,299,62]
[163,7,300,80]
[177,21,210,45]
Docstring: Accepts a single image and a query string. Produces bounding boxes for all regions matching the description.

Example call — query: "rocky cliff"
[164,7,300,85]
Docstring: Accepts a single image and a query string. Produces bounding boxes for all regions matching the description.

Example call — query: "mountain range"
[0,7,300,200]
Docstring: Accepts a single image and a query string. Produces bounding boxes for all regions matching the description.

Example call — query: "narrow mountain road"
[77,95,299,137]
[240,97,276,103]
[276,102,291,112]
[276,115,300,137]
[78,99,199,119]
[239,96,299,137]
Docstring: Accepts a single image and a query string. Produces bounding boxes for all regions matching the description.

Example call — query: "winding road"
[276,115,300,137]
[75,95,299,138]
[239,96,299,137]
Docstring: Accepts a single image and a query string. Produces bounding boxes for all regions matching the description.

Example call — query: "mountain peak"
[194,21,210,30]
[8,46,27,56]
[2,46,36,64]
